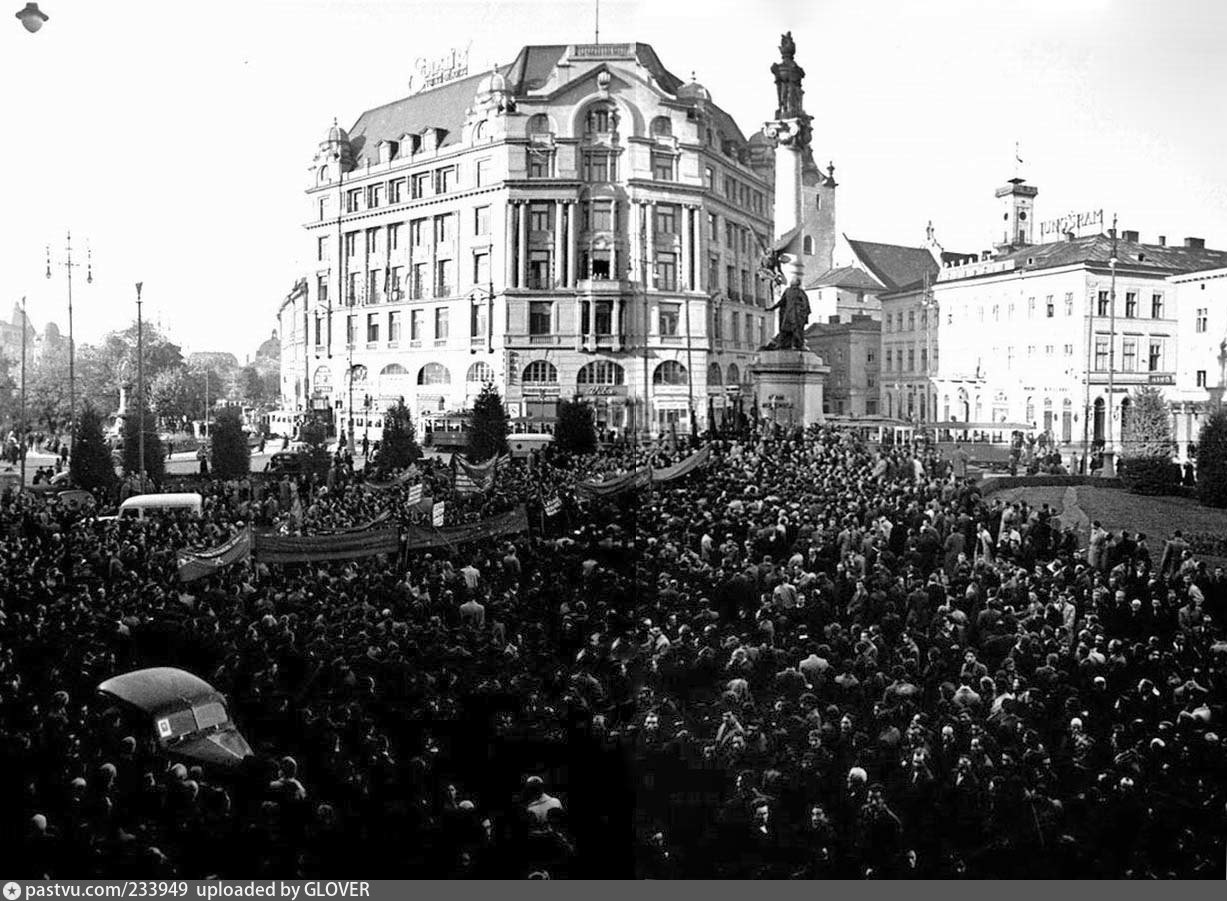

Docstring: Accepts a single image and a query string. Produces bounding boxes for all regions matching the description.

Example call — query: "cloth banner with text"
[404,505,530,551]
[651,445,713,483]
[178,528,253,582]
[452,454,509,494]
[253,527,400,565]
[574,467,652,500]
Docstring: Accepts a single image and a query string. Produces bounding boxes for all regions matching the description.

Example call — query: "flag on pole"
[407,483,423,505]
[431,501,445,527]
[543,496,562,517]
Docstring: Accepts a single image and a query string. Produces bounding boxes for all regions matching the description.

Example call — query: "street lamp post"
[20,296,27,487]
[135,282,144,491]
[1104,216,1119,477]
[46,232,91,448]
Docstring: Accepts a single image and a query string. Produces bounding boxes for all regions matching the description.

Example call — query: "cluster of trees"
[6,319,277,437]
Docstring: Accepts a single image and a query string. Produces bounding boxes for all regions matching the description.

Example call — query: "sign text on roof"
[1039,209,1103,241]
[411,43,472,93]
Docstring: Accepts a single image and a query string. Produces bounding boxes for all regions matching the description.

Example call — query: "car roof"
[119,493,203,508]
[97,667,220,713]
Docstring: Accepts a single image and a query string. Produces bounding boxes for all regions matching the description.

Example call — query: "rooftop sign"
[410,44,472,93]
[1040,209,1103,241]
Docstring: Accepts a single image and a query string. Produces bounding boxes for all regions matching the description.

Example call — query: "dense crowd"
[1,426,1224,879]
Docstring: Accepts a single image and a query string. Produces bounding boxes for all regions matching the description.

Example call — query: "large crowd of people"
[1,425,1224,879]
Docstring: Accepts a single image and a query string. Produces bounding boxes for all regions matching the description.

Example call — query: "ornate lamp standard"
[46,232,92,446]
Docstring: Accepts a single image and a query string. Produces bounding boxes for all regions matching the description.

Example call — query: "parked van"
[117,492,203,520]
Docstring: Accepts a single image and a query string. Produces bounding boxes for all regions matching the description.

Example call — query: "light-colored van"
[117,492,203,520]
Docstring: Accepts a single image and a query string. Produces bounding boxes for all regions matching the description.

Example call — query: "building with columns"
[281,42,830,437]
[880,176,1227,464]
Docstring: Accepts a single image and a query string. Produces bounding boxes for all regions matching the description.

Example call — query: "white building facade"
[1170,267,1227,460]
[278,42,838,438]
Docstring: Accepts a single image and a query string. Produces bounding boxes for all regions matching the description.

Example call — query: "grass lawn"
[991,483,1227,566]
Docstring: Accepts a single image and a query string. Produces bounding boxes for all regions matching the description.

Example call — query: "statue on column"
[771,32,805,119]
[763,276,811,351]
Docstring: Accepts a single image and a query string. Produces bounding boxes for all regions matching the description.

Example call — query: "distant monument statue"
[771,32,805,119]
[763,276,811,351]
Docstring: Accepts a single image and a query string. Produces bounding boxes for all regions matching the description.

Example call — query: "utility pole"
[20,297,27,488]
[136,282,145,491]
[1104,215,1119,477]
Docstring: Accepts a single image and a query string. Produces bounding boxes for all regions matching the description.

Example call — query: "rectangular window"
[659,302,680,336]
[1148,339,1162,372]
[388,310,401,342]
[1007,346,1015,369]
[907,311,915,331]
[1064,344,1074,356]
[412,263,428,300]
[1197,370,1207,388]
[388,223,402,250]
[411,218,427,248]
[316,275,329,304]
[1125,291,1137,318]
[346,272,358,305]
[475,159,491,187]
[906,348,915,371]
[726,266,736,298]
[1094,336,1108,371]
[346,314,356,345]
[368,184,384,208]
[708,213,718,242]
[1028,296,1036,317]
[344,232,357,258]
[434,166,456,194]
[318,198,327,221]
[473,252,490,286]
[1196,307,1208,332]
[388,179,404,204]
[1046,296,1054,318]
[434,307,449,340]
[992,305,999,322]
[411,173,430,199]
[707,257,720,292]
[655,204,677,235]
[920,348,928,371]
[365,227,378,256]
[1097,290,1110,316]
[651,153,674,181]
[741,270,750,299]
[1122,338,1136,372]
[731,311,740,344]
[1151,293,1164,318]
[705,166,715,190]
[655,252,678,291]
[434,260,454,298]
[470,302,487,339]
[528,250,551,290]
[433,214,454,246]
[366,313,379,343]
[313,315,322,346]
[527,149,552,178]
[474,205,490,235]
[410,309,423,341]
[582,151,614,183]
[529,301,552,336]
[589,200,613,231]
[1045,345,1054,356]
[346,188,362,213]
[317,237,327,261]
[594,301,613,336]
[1065,292,1074,316]
[366,269,380,304]
[529,203,551,233]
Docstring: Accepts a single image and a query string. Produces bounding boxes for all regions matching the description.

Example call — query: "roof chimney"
[1121,229,1139,243]
[1185,237,1205,249]
[1158,236,1166,246]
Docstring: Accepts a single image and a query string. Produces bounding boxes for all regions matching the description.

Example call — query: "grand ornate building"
[279,41,837,437]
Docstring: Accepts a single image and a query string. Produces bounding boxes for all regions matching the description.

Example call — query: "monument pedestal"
[751,349,829,430]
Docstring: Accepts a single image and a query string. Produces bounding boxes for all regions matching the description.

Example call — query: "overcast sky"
[3,0,1224,358]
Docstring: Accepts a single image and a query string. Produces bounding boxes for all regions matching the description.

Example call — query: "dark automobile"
[96,667,253,769]
[267,451,304,474]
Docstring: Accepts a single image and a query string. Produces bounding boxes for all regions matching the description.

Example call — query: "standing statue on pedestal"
[772,32,805,119]
[763,277,811,351]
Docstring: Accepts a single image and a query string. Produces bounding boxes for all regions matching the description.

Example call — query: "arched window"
[650,115,672,137]
[1120,396,1131,435]
[803,235,815,256]
[1025,396,1035,424]
[522,360,558,384]
[653,360,687,385]
[312,366,333,391]
[380,363,408,376]
[726,363,741,385]
[708,362,722,386]
[527,113,553,137]
[379,363,410,397]
[467,362,495,383]
[577,360,625,385]
[418,363,451,385]
[473,120,488,142]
